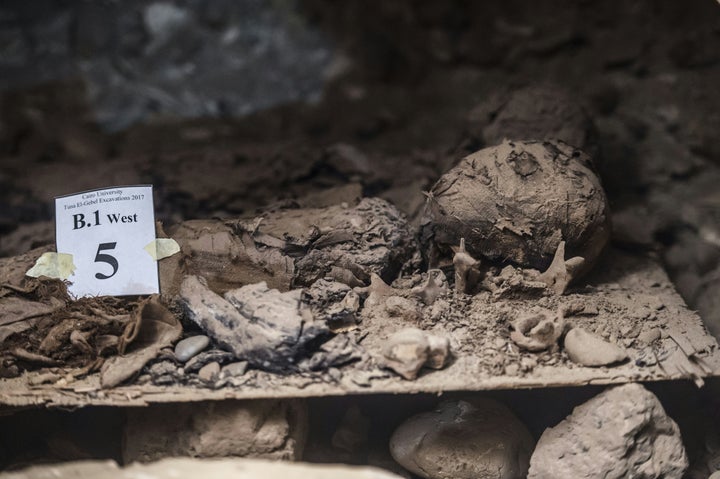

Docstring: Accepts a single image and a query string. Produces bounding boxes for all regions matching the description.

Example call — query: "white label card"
[55,185,159,298]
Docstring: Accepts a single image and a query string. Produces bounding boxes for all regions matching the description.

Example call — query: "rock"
[385,296,422,322]
[453,238,482,293]
[425,335,450,370]
[332,405,370,453]
[304,279,359,332]
[420,140,610,272]
[298,333,366,371]
[198,361,220,382]
[0,457,408,479]
[382,328,429,380]
[564,327,628,367]
[536,241,585,295]
[184,350,235,373]
[179,276,329,371]
[123,399,308,463]
[510,308,565,352]
[390,399,535,479]
[174,335,210,362]
[528,383,688,479]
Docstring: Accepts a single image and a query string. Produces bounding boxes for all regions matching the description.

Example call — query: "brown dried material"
[420,140,610,272]
[410,269,448,305]
[391,398,535,479]
[563,327,629,367]
[164,197,416,296]
[452,238,481,294]
[9,347,60,366]
[100,297,181,388]
[0,276,134,375]
[381,328,451,380]
[122,400,308,463]
[529,384,688,479]
[537,241,585,295]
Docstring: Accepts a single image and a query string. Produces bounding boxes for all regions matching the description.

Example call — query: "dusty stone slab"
[0,457,406,479]
[0,248,718,407]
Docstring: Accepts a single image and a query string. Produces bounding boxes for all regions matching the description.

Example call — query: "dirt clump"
[467,85,596,152]
[420,140,610,272]
[165,197,416,296]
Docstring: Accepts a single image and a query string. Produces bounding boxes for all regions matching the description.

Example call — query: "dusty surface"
[528,383,688,479]
[0,247,717,408]
[0,457,406,479]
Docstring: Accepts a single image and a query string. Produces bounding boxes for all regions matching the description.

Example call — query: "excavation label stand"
[55,185,159,297]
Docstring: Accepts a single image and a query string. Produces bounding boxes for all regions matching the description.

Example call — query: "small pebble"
[221,361,248,378]
[174,335,210,362]
[198,361,220,382]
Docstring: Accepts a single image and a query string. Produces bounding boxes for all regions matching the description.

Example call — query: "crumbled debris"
[410,269,448,305]
[304,280,360,332]
[452,238,482,294]
[297,333,366,372]
[537,241,585,295]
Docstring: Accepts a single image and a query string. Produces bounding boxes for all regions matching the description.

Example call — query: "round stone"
[174,335,210,362]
